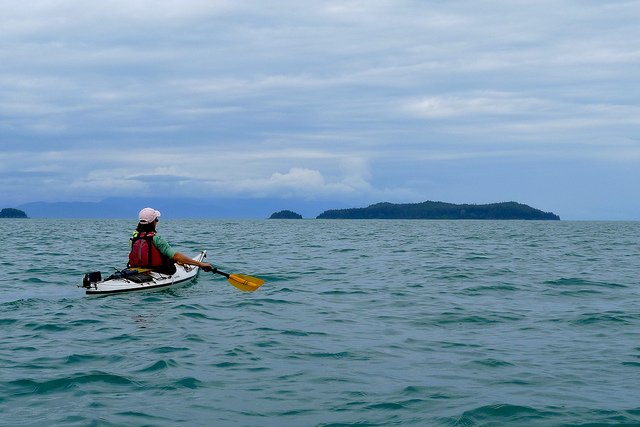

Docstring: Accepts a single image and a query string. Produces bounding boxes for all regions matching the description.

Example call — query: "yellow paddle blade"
[228,274,265,292]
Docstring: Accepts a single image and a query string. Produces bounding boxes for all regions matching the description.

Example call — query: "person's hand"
[200,263,213,272]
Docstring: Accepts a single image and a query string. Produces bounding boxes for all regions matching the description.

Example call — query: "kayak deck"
[83,251,206,295]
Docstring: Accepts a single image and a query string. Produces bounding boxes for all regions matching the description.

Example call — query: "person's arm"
[173,252,213,271]
[154,235,213,271]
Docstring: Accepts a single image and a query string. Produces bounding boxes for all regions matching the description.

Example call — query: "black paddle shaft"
[211,268,230,279]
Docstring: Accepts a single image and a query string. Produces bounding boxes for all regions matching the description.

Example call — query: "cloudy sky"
[1,0,639,219]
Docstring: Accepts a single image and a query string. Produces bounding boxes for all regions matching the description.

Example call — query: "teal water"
[1,219,639,426]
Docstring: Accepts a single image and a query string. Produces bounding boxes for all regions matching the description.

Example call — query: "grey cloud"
[1,0,639,218]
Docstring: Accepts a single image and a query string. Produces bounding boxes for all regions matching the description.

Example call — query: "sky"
[1,0,639,219]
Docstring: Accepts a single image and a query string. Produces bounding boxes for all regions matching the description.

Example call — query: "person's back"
[129,229,177,275]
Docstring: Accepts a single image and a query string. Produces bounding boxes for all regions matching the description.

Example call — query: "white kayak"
[82,251,207,295]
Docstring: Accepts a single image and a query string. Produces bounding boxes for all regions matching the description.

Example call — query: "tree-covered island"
[0,208,29,218]
[316,201,560,220]
[269,210,303,219]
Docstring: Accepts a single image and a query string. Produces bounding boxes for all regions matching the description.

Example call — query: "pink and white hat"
[138,207,161,224]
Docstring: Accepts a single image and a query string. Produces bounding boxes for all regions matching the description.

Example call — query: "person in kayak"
[129,207,213,275]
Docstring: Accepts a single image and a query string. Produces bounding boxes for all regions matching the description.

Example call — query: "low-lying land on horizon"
[314,201,560,220]
[9,199,559,220]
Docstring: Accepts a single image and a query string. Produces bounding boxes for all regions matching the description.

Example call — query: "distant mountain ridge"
[316,201,560,220]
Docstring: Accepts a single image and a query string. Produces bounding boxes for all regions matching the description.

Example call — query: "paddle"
[209,267,265,292]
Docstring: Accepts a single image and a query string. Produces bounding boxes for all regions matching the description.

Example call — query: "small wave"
[212,361,238,368]
[449,404,640,425]
[556,288,603,296]
[274,407,318,417]
[164,376,202,390]
[572,311,639,326]
[64,354,123,365]
[173,303,207,310]
[223,346,256,357]
[402,385,456,400]
[25,322,67,332]
[101,410,172,427]
[180,311,209,319]
[11,346,37,352]
[302,351,368,360]
[448,403,555,425]
[418,311,525,327]
[465,255,491,261]
[151,346,189,354]
[470,358,514,368]
[141,295,164,303]
[107,333,142,343]
[462,283,518,295]
[1,297,44,309]
[68,318,102,326]
[438,341,482,349]
[438,273,473,280]
[233,298,297,308]
[319,289,368,295]
[366,402,405,410]
[545,277,628,289]
[184,333,205,342]
[137,359,178,372]
[281,329,328,337]
[8,371,139,395]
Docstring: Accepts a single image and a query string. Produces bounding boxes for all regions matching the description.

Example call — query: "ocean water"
[1,219,639,426]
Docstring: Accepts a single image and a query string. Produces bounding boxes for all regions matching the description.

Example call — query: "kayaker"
[129,207,213,274]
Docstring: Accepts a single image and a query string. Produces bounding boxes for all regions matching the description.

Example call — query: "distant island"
[0,208,28,218]
[269,210,303,219]
[316,201,560,220]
